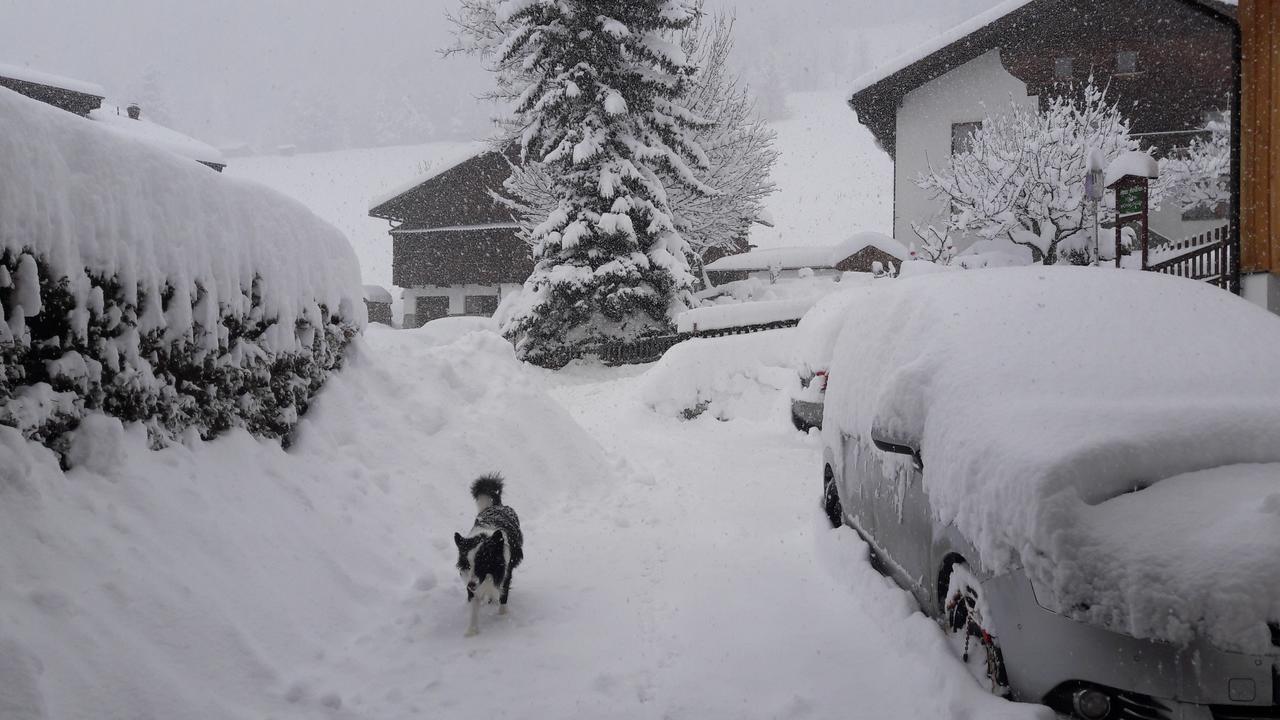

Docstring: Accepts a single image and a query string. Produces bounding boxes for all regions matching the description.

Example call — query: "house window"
[1054,56,1074,80]
[951,121,982,156]
[1116,50,1138,74]
[416,295,450,324]
[463,294,499,317]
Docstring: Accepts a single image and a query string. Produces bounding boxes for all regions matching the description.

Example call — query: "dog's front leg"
[465,594,481,637]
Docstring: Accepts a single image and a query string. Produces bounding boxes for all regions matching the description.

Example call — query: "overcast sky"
[0,0,998,151]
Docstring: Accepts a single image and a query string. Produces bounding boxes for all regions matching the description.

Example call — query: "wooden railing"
[1143,225,1235,291]
[593,317,801,366]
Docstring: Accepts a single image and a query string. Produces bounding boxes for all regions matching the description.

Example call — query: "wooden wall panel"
[1241,0,1279,273]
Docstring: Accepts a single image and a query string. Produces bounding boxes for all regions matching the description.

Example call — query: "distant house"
[848,0,1238,257]
[704,232,909,285]
[363,285,393,325]
[369,148,533,328]
[0,62,104,116]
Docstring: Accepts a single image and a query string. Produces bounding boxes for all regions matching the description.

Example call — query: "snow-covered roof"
[90,102,225,167]
[850,0,1236,98]
[849,0,1034,97]
[367,142,489,211]
[822,267,1280,653]
[832,231,909,262]
[1104,150,1159,187]
[706,233,908,273]
[0,61,105,97]
[362,284,393,304]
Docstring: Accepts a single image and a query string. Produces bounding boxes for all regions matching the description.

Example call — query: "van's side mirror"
[871,431,924,472]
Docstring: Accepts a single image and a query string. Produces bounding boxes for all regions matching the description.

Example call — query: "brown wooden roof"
[369,148,518,227]
[849,0,1238,158]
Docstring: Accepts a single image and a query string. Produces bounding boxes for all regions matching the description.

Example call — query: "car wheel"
[792,411,809,432]
[821,465,842,528]
[943,561,1011,698]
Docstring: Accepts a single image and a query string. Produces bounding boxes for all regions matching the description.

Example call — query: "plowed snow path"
[304,358,1046,719]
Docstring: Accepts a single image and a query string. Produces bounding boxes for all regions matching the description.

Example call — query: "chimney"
[127,103,141,120]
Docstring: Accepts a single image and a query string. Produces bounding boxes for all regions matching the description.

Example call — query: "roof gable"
[848,0,1238,156]
[368,146,519,228]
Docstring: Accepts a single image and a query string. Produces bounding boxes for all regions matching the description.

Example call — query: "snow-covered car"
[819,267,1280,718]
[788,287,870,432]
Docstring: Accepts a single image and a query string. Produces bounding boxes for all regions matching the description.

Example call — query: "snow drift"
[821,267,1280,652]
[0,87,362,450]
[0,325,607,720]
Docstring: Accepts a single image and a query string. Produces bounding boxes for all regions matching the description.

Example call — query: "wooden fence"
[1143,225,1235,291]
[593,317,802,366]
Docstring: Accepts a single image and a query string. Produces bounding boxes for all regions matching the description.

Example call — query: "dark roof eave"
[846,0,1239,158]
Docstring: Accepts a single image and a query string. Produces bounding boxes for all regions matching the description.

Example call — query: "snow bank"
[822,267,1280,652]
[640,330,802,423]
[0,325,607,720]
[0,87,362,448]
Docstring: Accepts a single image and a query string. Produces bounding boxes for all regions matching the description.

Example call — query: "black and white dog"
[454,474,523,636]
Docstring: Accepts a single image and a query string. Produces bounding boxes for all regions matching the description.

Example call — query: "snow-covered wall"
[893,49,1036,246]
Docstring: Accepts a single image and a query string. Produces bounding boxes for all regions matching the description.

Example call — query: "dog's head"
[454,530,505,592]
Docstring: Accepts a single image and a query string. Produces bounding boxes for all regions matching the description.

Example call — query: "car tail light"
[815,370,828,392]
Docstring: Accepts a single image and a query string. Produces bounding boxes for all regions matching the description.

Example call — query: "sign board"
[1117,184,1146,217]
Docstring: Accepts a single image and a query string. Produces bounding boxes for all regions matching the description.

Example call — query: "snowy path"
[299,350,1045,719]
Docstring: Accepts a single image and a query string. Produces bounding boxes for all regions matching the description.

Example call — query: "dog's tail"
[470,473,504,510]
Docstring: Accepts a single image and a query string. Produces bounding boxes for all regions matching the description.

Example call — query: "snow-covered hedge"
[0,88,363,453]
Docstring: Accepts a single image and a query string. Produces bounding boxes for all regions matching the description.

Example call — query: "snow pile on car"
[822,267,1280,652]
[0,87,362,450]
[0,325,607,719]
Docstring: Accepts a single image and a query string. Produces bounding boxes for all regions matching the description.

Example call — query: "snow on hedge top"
[706,233,907,273]
[1104,149,1159,187]
[0,88,363,343]
[0,61,106,97]
[822,267,1280,652]
[849,0,1034,96]
[90,102,225,166]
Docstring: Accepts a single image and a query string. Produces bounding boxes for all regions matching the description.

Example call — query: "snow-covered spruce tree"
[494,7,776,267]
[1160,110,1230,214]
[917,81,1166,265]
[451,0,714,367]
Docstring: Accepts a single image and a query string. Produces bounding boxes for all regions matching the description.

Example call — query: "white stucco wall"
[893,49,1036,248]
[401,283,522,326]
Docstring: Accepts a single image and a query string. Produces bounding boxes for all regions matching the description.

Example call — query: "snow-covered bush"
[917,81,1167,265]
[0,88,362,455]
[1160,110,1230,214]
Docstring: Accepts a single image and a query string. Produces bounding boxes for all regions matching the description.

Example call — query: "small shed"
[704,232,909,285]
[369,146,533,328]
[0,62,104,116]
[362,285,393,325]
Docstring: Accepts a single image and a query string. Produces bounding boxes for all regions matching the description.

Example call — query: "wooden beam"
[1241,0,1279,274]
